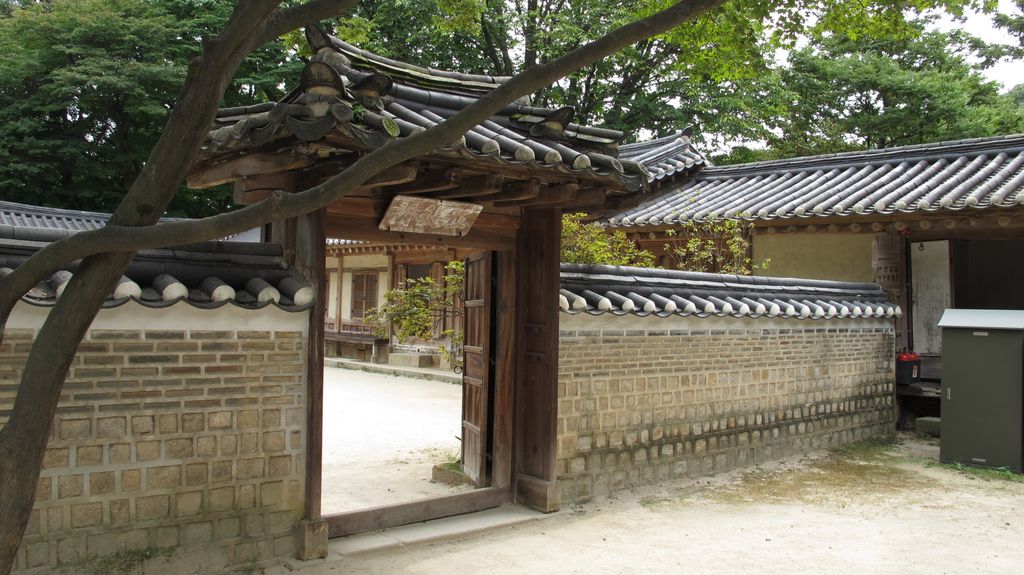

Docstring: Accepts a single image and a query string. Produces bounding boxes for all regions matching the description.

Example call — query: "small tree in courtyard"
[663,219,770,275]
[366,261,465,367]
[561,213,655,267]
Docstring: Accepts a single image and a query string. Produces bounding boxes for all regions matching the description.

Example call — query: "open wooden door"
[462,251,493,485]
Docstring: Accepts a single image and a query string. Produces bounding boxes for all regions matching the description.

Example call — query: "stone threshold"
[274,505,551,571]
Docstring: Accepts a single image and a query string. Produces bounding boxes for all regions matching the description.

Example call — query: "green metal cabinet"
[938,309,1024,471]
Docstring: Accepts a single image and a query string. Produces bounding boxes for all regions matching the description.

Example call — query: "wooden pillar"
[514,207,561,511]
[491,250,517,491]
[290,208,328,559]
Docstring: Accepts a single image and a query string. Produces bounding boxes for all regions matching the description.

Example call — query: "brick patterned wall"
[1,306,308,572]
[557,315,895,503]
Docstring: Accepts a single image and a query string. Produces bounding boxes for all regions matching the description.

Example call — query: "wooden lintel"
[748,210,1024,239]
[492,183,579,208]
[431,174,505,199]
[187,152,315,189]
[561,187,608,210]
[325,197,389,219]
[392,167,462,195]
[479,179,540,203]
[325,213,516,250]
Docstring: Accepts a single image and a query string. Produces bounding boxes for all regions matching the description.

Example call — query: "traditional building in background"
[609,134,1024,395]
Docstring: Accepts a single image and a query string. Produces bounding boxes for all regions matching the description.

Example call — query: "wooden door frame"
[311,207,562,538]
[320,244,527,537]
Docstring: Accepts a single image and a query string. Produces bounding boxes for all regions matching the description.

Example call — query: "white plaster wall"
[340,271,353,321]
[327,270,339,321]
[8,300,309,334]
[377,270,391,309]
[342,254,388,269]
[910,240,951,354]
[752,233,874,282]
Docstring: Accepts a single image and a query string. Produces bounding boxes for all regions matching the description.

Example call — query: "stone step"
[916,416,941,437]
[388,352,435,368]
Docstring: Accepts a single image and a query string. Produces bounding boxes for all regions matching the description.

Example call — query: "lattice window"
[350,272,378,320]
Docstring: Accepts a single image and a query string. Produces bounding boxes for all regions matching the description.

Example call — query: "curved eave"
[19,295,314,313]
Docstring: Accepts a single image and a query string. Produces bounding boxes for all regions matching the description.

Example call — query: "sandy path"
[320,367,469,514]
[309,437,1024,574]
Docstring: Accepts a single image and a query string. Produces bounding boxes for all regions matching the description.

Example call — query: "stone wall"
[557,314,895,503]
[1,303,308,572]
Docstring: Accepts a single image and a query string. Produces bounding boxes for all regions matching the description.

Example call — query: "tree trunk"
[0,252,133,573]
[0,1,728,570]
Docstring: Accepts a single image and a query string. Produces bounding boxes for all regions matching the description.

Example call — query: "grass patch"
[831,437,897,461]
[71,547,175,575]
[933,461,1024,483]
[708,439,922,507]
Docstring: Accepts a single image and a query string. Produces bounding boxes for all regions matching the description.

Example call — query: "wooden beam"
[325,213,517,250]
[492,183,579,208]
[232,172,295,205]
[392,167,462,195]
[325,488,510,537]
[431,174,505,199]
[187,151,315,189]
[478,180,540,203]
[325,197,389,219]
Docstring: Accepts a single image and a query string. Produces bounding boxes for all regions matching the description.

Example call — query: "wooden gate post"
[514,207,562,511]
[285,208,329,559]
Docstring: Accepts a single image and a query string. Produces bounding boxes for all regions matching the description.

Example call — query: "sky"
[935,1,1023,91]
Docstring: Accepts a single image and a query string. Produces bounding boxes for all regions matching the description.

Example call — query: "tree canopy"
[1,0,1014,215]
[0,0,301,216]
[560,213,655,267]
[0,1,1010,572]
[764,24,1024,158]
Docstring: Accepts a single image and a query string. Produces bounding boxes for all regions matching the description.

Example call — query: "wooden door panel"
[461,251,492,485]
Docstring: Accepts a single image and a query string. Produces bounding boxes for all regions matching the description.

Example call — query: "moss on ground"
[642,439,933,509]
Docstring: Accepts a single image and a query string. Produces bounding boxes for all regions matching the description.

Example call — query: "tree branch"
[0,0,728,332]
[263,0,361,45]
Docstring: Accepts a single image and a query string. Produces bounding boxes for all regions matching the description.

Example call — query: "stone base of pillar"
[294,518,328,560]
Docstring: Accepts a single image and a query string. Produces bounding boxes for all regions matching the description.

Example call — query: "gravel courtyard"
[302,435,1024,574]
[320,367,468,514]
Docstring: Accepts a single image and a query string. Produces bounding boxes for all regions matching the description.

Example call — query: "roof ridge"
[706,134,1024,177]
[329,36,510,93]
[559,262,879,291]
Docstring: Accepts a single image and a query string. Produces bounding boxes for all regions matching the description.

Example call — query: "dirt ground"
[307,434,1024,574]
[320,367,469,514]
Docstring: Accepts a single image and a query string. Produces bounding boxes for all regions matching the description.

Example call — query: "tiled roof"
[1,200,184,240]
[0,200,262,242]
[559,263,899,319]
[609,134,1024,226]
[0,203,312,312]
[202,30,707,193]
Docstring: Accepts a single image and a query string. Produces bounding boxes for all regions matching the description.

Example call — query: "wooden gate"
[461,251,493,485]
